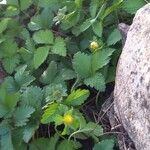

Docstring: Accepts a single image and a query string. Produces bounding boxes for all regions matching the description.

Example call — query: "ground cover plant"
[0,0,149,149]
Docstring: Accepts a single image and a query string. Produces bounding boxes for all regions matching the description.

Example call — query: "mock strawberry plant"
[0,0,147,149]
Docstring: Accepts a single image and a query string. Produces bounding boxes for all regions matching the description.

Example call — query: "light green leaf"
[52,37,66,56]
[92,21,103,37]
[73,52,92,78]
[93,139,115,150]
[14,105,35,127]
[0,18,10,33]
[41,103,59,124]
[65,89,90,106]
[84,73,105,91]
[20,0,32,10]
[122,0,146,14]
[107,28,121,46]
[33,30,54,44]
[34,46,50,69]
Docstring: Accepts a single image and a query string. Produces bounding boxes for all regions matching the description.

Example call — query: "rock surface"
[114,3,150,150]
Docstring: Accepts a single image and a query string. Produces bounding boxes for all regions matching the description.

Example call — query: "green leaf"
[122,0,146,14]
[60,68,76,80]
[20,0,32,10]
[33,30,54,44]
[29,134,59,150]
[73,52,92,78]
[3,55,20,74]
[1,129,14,150]
[93,139,115,150]
[92,48,115,72]
[45,84,67,103]
[41,103,59,124]
[34,46,50,69]
[73,122,103,138]
[14,105,35,127]
[40,61,58,84]
[21,86,43,108]
[84,73,105,91]
[65,89,89,106]
[107,28,121,46]
[23,124,39,143]
[0,18,10,33]
[102,0,123,20]
[1,39,18,57]
[28,8,54,31]
[5,92,20,111]
[90,0,99,18]
[80,18,95,33]
[57,140,74,150]
[92,21,103,37]
[14,65,35,87]
[52,37,66,56]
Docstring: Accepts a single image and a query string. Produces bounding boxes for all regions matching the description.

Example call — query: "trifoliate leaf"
[33,30,54,44]
[34,46,50,69]
[93,139,115,150]
[73,52,92,78]
[14,105,35,127]
[65,89,90,106]
[41,103,59,124]
[84,73,105,91]
[92,48,115,72]
[51,37,66,56]
[92,21,103,37]
[107,28,121,46]
[122,0,146,14]
[3,55,20,74]
[0,18,10,33]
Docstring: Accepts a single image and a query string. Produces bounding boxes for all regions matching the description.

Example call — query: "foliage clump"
[0,0,147,149]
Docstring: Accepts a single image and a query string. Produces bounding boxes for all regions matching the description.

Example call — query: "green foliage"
[0,0,145,149]
[93,139,115,150]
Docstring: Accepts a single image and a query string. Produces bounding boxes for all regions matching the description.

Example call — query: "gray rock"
[114,3,150,150]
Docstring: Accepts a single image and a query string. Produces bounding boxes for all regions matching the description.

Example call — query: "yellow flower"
[90,41,99,50]
[63,114,74,125]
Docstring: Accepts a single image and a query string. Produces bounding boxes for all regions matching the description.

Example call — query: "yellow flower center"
[63,114,73,125]
[90,41,99,50]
